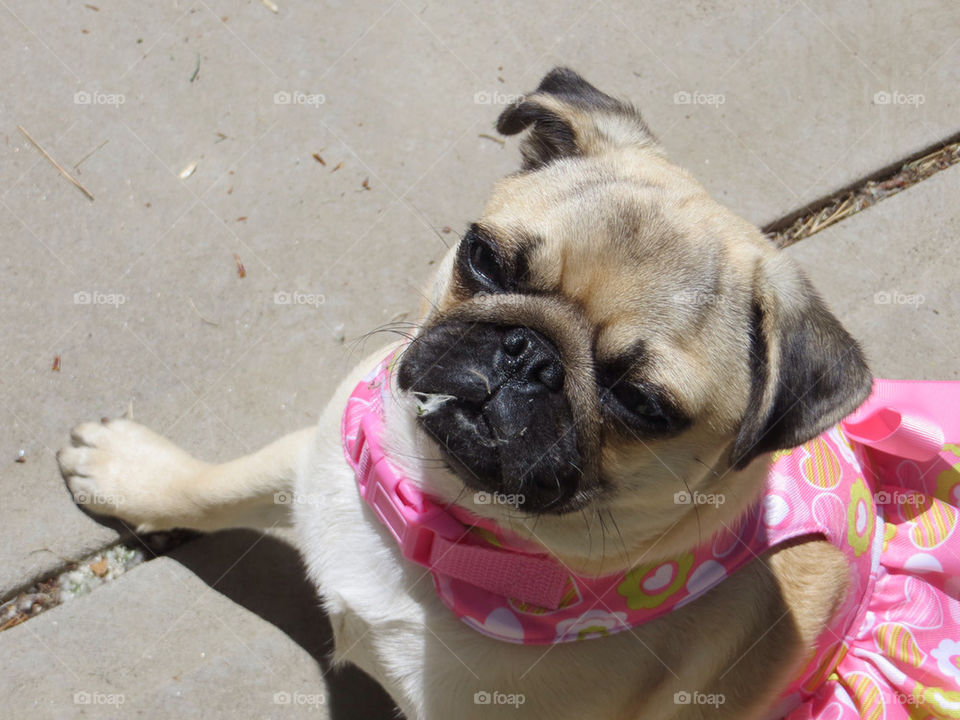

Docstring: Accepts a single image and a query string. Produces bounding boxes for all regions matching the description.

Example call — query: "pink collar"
[342,352,944,646]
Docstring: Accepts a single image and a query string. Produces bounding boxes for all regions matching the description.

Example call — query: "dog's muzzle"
[397,322,585,514]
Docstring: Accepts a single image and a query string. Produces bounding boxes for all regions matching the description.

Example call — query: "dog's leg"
[57,418,314,533]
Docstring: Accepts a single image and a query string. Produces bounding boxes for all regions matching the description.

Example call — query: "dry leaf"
[89,558,108,577]
[0,615,27,631]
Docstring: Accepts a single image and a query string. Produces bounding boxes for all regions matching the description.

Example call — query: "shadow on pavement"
[167,529,401,720]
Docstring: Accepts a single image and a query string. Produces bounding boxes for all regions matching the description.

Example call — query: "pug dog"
[58,67,872,719]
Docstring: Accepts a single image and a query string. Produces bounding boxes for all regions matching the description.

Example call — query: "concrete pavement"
[1,1,958,717]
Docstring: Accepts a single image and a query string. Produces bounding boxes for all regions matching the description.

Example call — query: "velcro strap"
[428,536,568,609]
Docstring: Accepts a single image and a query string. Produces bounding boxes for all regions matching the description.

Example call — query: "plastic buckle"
[356,413,462,569]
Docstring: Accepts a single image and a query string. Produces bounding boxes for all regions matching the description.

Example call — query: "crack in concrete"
[765,133,960,248]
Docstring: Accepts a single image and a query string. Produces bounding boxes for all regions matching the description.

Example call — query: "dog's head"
[394,68,871,566]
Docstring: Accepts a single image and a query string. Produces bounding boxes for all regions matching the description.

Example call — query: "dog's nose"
[500,328,564,392]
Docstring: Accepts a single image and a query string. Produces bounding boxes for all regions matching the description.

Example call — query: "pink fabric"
[343,357,960,718]
[781,381,960,720]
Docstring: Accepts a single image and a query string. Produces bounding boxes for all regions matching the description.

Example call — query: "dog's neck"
[383,379,771,577]
[485,447,771,576]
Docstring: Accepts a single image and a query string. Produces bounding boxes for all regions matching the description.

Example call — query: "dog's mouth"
[396,323,594,515]
[414,391,586,514]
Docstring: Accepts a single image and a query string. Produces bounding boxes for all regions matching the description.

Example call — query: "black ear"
[730,259,873,469]
[496,67,657,170]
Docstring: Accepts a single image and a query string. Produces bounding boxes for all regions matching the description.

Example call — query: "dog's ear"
[496,67,658,170]
[730,255,873,469]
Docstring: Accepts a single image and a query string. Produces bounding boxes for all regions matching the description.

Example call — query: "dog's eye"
[608,383,664,420]
[598,368,690,437]
[466,235,506,289]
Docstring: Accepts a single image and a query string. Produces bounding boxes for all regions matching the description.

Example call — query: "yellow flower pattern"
[617,554,694,610]
[847,477,875,557]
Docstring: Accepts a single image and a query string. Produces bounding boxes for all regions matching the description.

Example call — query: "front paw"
[57,418,208,532]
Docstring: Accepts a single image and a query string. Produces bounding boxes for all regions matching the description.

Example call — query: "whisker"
[606,509,630,569]
[597,508,608,576]
[580,507,593,562]
[693,455,721,477]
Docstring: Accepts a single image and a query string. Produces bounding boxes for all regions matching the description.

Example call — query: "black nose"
[500,328,564,392]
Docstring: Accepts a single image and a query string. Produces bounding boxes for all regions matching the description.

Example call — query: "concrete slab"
[0,531,398,719]
[787,165,960,380]
[1,0,958,594]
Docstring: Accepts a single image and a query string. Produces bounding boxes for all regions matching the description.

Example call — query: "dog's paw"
[57,418,209,532]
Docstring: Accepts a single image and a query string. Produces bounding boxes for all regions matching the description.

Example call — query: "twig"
[18,125,94,201]
[186,296,220,326]
[73,139,108,172]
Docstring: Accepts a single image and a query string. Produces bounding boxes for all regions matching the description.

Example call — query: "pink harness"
[342,354,960,718]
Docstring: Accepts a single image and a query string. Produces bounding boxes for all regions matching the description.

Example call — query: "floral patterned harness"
[342,356,960,719]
